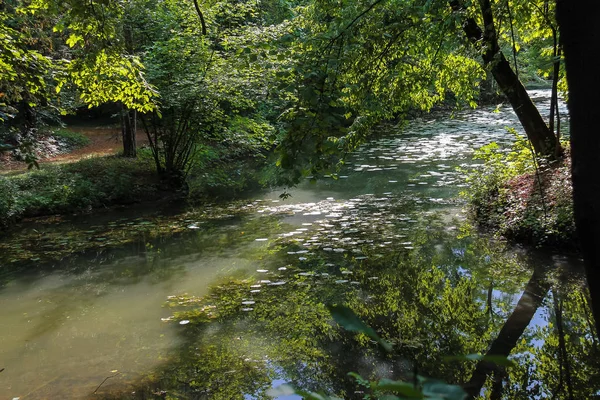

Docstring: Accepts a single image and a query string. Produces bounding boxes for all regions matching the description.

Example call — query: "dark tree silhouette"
[556,0,600,335]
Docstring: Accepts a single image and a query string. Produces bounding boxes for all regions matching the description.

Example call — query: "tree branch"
[192,0,207,35]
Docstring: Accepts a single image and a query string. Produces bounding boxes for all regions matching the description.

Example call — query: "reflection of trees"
[500,282,600,399]
[462,255,600,400]
[99,220,598,400]
[464,264,550,398]
[95,223,492,398]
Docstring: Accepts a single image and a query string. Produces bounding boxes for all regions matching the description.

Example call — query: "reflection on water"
[1,91,595,399]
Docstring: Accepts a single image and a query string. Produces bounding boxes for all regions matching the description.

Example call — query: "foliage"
[0,177,21,226]
[0,0,157,168]
[123,0,281,180]
[51,128,90,149]
[0,145,270,229]
[243,0,567,182]
[462,135,575,248]
[0,0,157,113]
[0,154,159,227]
[184,116,274,199]
[461,130,535,227]
[187,158,265,200]
[263,0,487,184]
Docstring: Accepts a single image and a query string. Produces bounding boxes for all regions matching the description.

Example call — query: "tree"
[127,0,285,182]
[449,0,559,157]
[0,0,157,156]
[267,0,566,183]
[556,0,600,335]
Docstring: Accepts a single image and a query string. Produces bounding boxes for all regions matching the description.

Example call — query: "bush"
[0,154,160,228]
[462,131,534,227]
[0,177,23,227]
[187,157,264,201]
[462,133,576,249]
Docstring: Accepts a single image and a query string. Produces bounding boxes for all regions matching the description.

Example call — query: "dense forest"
[1,0,599,398]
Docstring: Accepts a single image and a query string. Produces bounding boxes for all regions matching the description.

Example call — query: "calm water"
[1,92,595,399]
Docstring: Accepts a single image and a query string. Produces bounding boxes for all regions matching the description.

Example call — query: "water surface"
[1,92,594,399]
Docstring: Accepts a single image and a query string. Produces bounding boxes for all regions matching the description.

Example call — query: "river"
[1,91,596,399]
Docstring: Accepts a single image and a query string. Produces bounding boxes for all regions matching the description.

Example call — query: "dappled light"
[1,0,596,399]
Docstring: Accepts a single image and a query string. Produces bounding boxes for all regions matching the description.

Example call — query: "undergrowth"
[51,128,91,150]
[0,154,159,228]
[0,145,270,229]
[461,131,575,249]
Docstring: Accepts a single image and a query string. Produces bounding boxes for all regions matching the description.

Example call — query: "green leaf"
[422,380,467,400]
[374,379,423,398]
[327,305,393,352]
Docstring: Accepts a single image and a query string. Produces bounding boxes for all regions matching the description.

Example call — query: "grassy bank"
[462,134,576,250]
[0,154,160,228]
[0,147,269,230]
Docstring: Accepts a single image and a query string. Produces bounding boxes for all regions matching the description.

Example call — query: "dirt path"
[0,127,148,174]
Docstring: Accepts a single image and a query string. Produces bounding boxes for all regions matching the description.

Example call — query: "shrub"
[187,158,264,201]
[0,177,22,227]
[462,133,576,249]
[0,154,160,228]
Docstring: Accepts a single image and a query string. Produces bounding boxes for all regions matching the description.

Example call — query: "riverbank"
[463,136,576,250]
[0,147,268,231]
[0,153,159,228]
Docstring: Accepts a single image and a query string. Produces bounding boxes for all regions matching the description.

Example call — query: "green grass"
[51,128,91,149]
[0,153,159,228]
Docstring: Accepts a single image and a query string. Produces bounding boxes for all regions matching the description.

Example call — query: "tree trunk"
[449,0,558,157]
[556,0,600,336]
[488,53,557,155]
[121,15,137,158]
[121,104,137,158]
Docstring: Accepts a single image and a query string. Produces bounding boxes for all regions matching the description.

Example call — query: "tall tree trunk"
[556,0,600,336]
[121,12,137,158]
[121,104,137,158]
[449,0,558,157]
[549,29,558,134]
